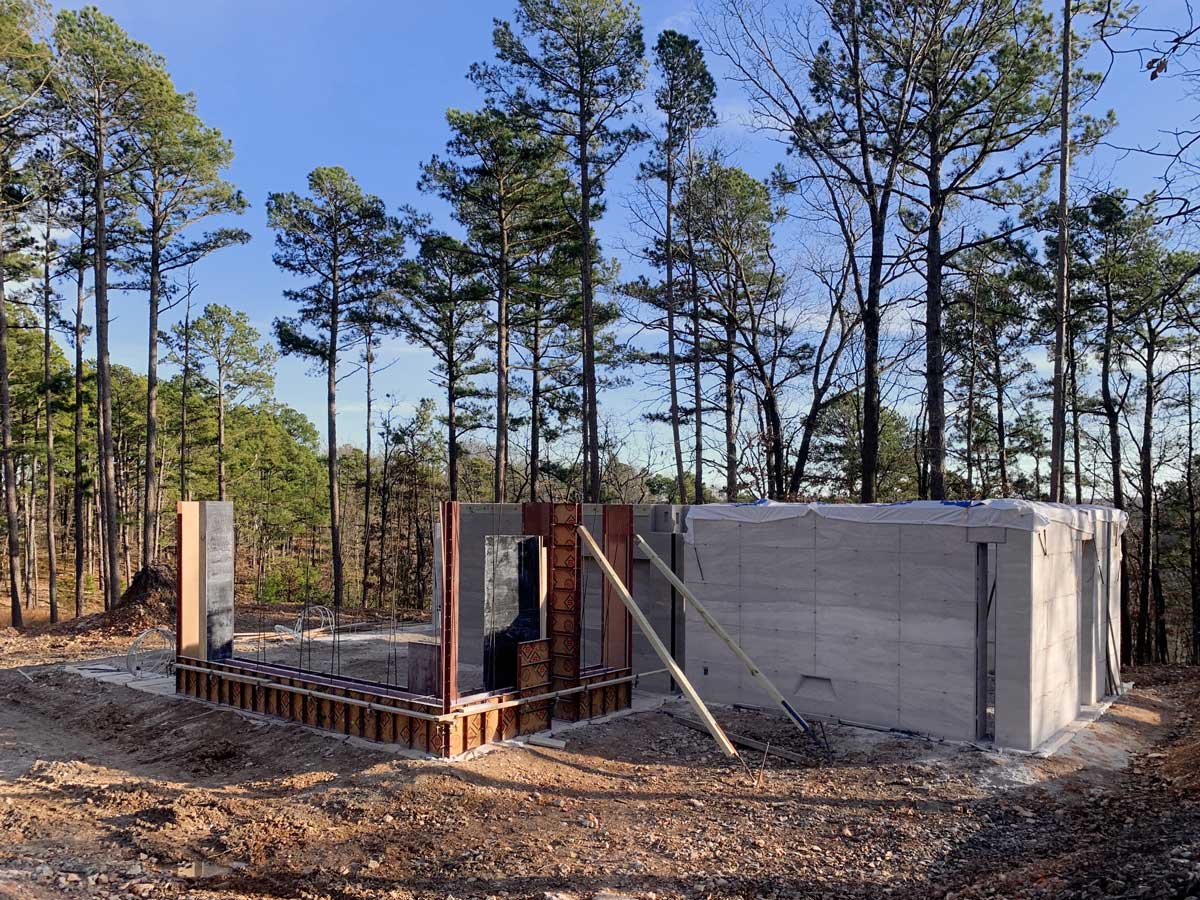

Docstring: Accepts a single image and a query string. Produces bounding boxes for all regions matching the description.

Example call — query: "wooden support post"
[579,526,737,758]
[601,505,633,669]
[634,533,820,744]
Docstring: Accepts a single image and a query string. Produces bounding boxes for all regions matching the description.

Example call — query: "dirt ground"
[1,626,1199,900]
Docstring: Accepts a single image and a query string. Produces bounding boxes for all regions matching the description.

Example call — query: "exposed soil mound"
[104,564,177,631]
[33,565,179,639]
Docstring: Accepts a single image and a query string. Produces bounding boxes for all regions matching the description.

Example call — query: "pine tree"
[123,80,248,566]
[54,7,170,607]
[647,29,715,502]
[0,0,50,626]
[268,166,399,608]
[421,105,572,503]
[898,0,1079,500]
[395,233,492,501]
[473,0,646,500]
[181,304,276,501]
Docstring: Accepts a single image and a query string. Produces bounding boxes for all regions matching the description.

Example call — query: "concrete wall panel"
[901,640,974,686]
[901,685,977,737]
[899,593,975,650]
[815,519,900,552]
[831,680,901,729]
[815,635,898,686]
[742,545,814,588]
[816,603,899,641]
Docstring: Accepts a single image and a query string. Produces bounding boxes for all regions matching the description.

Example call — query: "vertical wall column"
[438,500,461,757]
[601,504,633,669]
[175,501,234,663]
[439,500,460,714]
[177,502,203,659]
[547,503,583,719]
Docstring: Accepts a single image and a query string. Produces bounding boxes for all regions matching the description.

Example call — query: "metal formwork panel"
[545,503,583,718]
[601,505,634,670]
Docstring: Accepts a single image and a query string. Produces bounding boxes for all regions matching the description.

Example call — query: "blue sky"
[54,1,1193,459]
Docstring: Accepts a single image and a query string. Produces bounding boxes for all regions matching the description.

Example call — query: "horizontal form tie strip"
[175,660,663,724]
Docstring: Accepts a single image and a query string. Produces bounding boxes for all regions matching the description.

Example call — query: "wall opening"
[1079,538,1098,706]
[975,542,996,742]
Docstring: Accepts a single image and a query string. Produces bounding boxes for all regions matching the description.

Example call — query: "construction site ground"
[1,610,1199,899]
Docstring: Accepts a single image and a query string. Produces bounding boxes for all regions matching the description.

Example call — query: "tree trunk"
[216,366,226,501]
[664,139,686,501]
[93,479,107,604]
[361,339,373,606]
[724,311,736,500]
[447,378,458,501]
[73,241,86,619]
[94,125,121,608]
[1152,499,1168,663]
[1187,359,1199,665]
[327,272,344,608]
[861,212,885,503]
[1136,335,1155,664]
[42,204,58,623]
[964,285,979,497]
[577,116,601,503]
[925,95,946,501]
[178,297,191,498]
[141,220,161,568]
[1100,276,1131,664]
[377,434,391,607]
[0,238,23,627]
[25,443,37,608]
[495,226,509,503]
[153,440,166,559]
[789,404,821,496]
[1069,329,1083,503]
[529,309,541,502]
[687,140,703,505]
[1049,0,1072,503]
[118,430,131,588]
[762,386,785,500]
[993,344,1010,496]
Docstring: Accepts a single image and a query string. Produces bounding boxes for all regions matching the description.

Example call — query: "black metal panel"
[483,535,543,690]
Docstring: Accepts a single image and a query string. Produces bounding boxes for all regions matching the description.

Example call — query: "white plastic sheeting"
[683,498,1127,542]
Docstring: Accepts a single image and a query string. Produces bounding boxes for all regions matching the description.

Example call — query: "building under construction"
[173,498,1126,757]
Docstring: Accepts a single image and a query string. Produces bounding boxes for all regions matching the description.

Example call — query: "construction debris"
[662,710,813,765]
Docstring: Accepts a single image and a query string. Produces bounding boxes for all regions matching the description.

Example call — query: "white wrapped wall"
[684,514,982,741]
[685,506,1123,753]
[1029,523,1081,747]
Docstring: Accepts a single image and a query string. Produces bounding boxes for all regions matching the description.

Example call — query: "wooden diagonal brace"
[578,525,738,759]
[634,532,823,747]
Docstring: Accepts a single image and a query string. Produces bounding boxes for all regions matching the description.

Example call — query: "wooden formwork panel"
[175,654,630,758]
[547,504,582,720]
[518,638,553,734]
[577,666,632,720]
[176,657,445,755]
